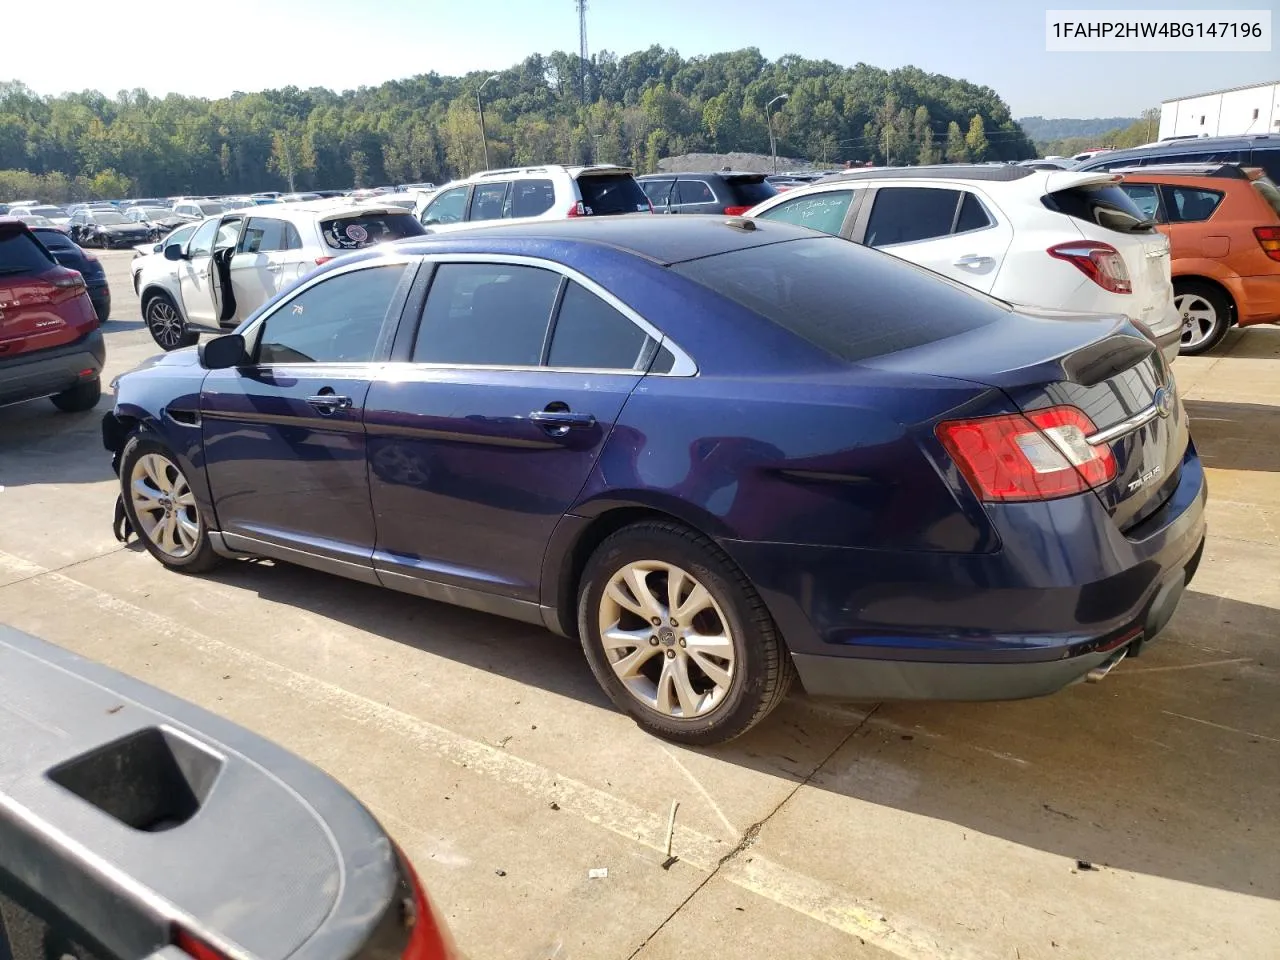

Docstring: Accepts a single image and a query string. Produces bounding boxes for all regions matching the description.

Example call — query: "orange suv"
[1116,163,1280,355]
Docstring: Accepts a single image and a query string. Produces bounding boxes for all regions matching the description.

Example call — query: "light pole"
[476,74,498,171]
[766,94,788,174]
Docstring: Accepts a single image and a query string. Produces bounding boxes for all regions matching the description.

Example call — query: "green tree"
[945,121,969,163]
[965,114,989,161]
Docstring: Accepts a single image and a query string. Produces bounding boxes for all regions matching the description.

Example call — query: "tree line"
[1035,108,1160,158]
[0,47,1036,201]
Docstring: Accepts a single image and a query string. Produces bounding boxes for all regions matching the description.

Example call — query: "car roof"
[638,171,768,180]
[1080,134,1280,165]
[820,164,1036,183]
[402,214,815,266]
[460,164,634,183]
[1112,162,1257,180]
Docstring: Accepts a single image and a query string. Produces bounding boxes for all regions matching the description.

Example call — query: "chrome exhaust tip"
[1086,648,1129,683]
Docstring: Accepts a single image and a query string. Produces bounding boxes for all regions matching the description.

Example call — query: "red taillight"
[1047,241,1132,294]
[173,927,232,960]
[1254,226,1280,262]
[314,256,335,266]
[566,201,586,217]
[722,205,751,216]
[936,405,1116,502]
[397,847,457,960]
[51,272,85,289]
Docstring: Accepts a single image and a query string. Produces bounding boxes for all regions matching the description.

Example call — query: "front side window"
[421,186,469,225]
[1119,184,1162,221]
[413,263,561,366]
[186,219,220,258]
[468,182,509,221]
[1162,185,1224,223]
[547,282,651,370]
[756,190,854,236]
[256,265,405,365]
[865,187,961,247]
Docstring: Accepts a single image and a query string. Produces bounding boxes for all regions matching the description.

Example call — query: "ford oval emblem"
[1153,386,1174,419]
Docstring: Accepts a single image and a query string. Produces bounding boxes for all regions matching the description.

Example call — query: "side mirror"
[163,243,185,261]
[198,333,248,369]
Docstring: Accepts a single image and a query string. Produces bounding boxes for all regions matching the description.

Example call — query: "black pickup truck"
[0,625,455,960]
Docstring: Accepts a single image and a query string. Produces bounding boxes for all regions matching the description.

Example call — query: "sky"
[4,0,1276,118]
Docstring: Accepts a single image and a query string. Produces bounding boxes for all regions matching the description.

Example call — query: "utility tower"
[576,0,589,103]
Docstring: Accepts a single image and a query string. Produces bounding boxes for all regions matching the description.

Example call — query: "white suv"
[415,164,652,232]
[136,201,424,349]
[746,165,1181,363]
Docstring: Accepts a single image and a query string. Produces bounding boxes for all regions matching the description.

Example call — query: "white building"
[1159,81,1280,140]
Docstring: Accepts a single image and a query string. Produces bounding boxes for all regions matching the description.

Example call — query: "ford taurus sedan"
[102,217,1207,745]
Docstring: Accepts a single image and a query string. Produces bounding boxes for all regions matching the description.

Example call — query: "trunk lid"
[865,308,1187,530]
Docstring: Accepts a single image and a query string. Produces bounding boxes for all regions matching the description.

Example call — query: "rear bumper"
[722,443,1208,702]
[1233,273,1280,326]
[0,329,105,407]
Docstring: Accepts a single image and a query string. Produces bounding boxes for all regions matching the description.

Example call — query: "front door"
[200,261,412,579]
[177,218,221,330]
[364,260,658,603]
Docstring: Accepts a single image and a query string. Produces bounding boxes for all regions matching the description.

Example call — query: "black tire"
[144,292,198,351]
[1175,280,1231,356]
[50,377,101,413]
[118,433,222,574]
[577,520,794,745]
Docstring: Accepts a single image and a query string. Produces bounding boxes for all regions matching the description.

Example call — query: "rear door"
[855,185,1014,293]
[364,258,657,603]
[467,181,510,222]
[229,216,291,318]
[672,178,720,214]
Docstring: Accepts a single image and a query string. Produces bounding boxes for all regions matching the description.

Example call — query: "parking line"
[0,549,961,960]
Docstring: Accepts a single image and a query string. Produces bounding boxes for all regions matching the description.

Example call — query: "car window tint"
[257,265,405,365]
[508,179,556,218]
[650,344,676,374]
[756,191,853,236]
[640,179,674,205]
[0,230,55,273]
[468,182,508,221]
[676,179,716,205]
[239,218,287,253]
[724,177,777,206]
[414,263,560,366]
[865,187,960,246]
[1162,185,1224,223]
[214,219,242,250]
[1120,184,1161,221]
[319,213,423,249]
[1043,183,1152,234]
[186,219,220,257]
[955,192,992,233]
[548,282,651,370]
[284,222,304,249]
[576,174,651,214]
[1251,178,1280,218]
[673,237,1003,363]
[421,186,469,225]
[1248,148,1280,184]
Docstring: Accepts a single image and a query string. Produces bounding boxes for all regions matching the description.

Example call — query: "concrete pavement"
[1,251,1277,959]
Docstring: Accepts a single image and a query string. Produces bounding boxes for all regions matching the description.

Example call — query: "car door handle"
[954,254,995,267]
[530,410,597,430]
[307,394,353,415]
[266,263,282,273]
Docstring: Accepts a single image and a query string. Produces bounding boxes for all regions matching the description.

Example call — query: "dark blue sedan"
[103,217,1207,744]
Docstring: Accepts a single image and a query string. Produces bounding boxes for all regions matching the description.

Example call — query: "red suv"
[0,218,104,412]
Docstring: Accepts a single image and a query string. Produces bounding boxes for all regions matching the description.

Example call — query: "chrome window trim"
[410,252,698,376]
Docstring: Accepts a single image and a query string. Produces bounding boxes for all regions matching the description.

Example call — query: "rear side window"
[1043,184,1153,233]
[672,237,1003,363]
[509,179,555,218]
[955,192,992,233]
[865,187,960,246]
[547,282,651,370]
[676,179,716,205]
[756,191,854,236]
[576,174,651,215]
[723,177,778,206]
[0,230,56,274]
[239,218,287,253]
[469,182,508,221]
[1248,148,1280,184]
[414,263,561,366]
[320,212,424,250]
[1161,186,1223,223]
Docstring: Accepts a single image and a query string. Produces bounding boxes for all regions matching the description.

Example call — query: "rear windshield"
[319,212,425,249]
[28,206,66,218]
[672,236,1004,362]
[34,230,75,252]
[0,230,56,275]
[1044,184,1154,233]
[724,177,778,205]
[576,174,651,215]
[1252,179,1280,219]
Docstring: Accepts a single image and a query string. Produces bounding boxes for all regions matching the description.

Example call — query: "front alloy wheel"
[145,296,194,351]
[130,453,201,559]
[599,561,736,718]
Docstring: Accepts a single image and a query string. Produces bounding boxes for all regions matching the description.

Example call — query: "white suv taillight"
[1047,241,1132,294]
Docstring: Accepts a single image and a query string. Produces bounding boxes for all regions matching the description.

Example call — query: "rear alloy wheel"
[145,294,198,351]
[578,521,794,745]
[1175,281,1230,356]
[120,434,221,573]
